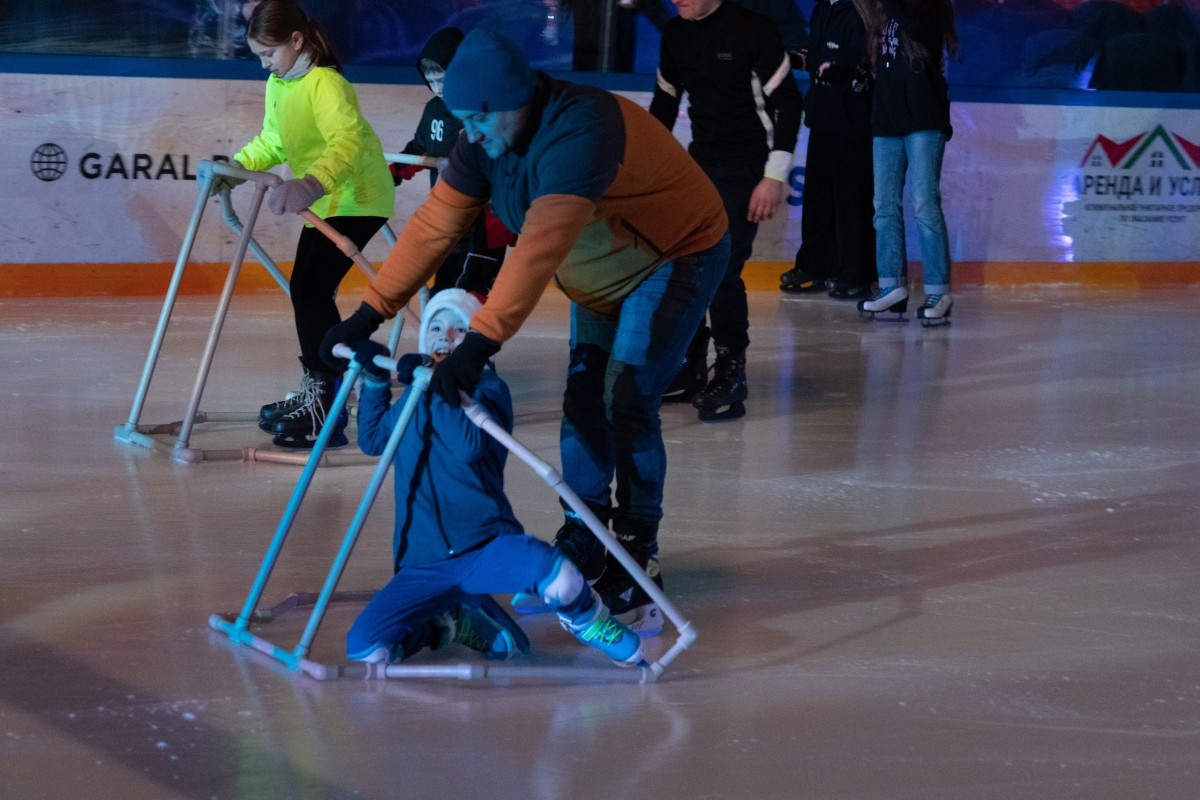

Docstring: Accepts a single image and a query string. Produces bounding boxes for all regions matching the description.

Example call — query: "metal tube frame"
[210,347,696,684]
[113,159,411,465]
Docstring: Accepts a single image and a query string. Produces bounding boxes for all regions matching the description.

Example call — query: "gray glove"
[268,174,325,215]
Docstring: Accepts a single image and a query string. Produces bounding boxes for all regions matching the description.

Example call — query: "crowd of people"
[219,0,961,669]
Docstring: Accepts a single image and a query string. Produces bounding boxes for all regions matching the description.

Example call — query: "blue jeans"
[346,534,558,660]
[559,234,730,556]
[872,131,951,294]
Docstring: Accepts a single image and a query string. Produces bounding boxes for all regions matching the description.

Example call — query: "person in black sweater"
[781,0,877,299]
[651,0,803,421]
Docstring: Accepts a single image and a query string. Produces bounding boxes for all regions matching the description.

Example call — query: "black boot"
[552,508,610,582]
[270,371,348,449]
[258,358,314,432]
[662,326,710,404]
[593,518,664,636]
[692,346,747,422]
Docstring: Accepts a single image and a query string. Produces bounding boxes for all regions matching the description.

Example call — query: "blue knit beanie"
[442,28,536,113]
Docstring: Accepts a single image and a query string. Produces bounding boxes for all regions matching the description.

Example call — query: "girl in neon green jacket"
[232,0,394,449]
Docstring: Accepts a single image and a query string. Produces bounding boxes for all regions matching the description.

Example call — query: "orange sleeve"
[364,181,485,318]
[468,193,596,344]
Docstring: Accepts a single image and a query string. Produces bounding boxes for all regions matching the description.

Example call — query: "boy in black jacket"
[394,27,513,296]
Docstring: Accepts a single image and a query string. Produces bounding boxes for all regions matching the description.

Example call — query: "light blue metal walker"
[112,158,419,465]
[207,348,698,683]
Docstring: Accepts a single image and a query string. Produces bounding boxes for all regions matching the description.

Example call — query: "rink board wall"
[2,69,1200,295]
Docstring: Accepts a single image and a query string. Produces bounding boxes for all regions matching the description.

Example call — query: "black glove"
[350,338,391,383]
[430,331,501,407]
[395,353,435,385]
[321,302,385,370]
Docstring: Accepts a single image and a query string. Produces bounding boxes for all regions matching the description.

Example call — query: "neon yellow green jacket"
[235,66,394,220]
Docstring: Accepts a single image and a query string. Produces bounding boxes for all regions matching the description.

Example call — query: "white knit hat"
[418,288,484,355]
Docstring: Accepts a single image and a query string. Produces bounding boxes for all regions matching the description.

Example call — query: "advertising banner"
[3,72,1199,279]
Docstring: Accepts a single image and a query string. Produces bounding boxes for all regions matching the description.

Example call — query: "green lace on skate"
[577,615,627,647]
[452,616,493,654]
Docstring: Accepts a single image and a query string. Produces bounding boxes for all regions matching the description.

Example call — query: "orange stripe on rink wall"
[2,261,1199,296]
[0,263,374,297]
[744,261,1200,291]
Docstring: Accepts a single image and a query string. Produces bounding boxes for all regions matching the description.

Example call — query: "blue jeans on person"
[346,534,558,661]
[559,233,731,556]
[872,131,951,294]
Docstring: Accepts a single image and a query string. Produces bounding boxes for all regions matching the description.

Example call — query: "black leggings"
[290,215,387,374]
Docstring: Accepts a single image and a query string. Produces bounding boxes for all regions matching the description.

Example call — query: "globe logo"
[31,143,68,181]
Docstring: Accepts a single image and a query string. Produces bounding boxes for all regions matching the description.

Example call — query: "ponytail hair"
[862,0,958,71]
[246,0,342,73]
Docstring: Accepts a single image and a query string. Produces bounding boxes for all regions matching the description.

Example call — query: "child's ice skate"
[258,359,316,432]
[270,371,348,449]
[857,286,909,322]
[917,293,953,328]
[559,591,646,668]
[439,596,531,661]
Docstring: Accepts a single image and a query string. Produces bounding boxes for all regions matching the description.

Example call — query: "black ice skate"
[692,345,747,422]
[594,556,664,637]
[857,286,909,322]
[270,371,348,449]
[917,293,953,328]
[779,267,825,294]
[662,326,710,404]
[554,511,609,581]
[258,358,317,432]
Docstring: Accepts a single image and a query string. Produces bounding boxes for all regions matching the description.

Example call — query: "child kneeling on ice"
[345,289,644,667]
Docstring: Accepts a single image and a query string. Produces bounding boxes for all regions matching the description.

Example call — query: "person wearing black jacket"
[394,27,510,296]
[651,0,803,421]
[856,0,958,327]
[781,0,876,299]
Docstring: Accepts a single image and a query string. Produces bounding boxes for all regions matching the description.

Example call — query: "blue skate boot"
[560,590,645,668]
[439,596,531,661]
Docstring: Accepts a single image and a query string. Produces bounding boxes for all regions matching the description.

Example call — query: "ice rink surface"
[2,286,1198,799]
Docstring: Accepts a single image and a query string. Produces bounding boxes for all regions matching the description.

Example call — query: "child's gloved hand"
[351,339,392,383]
[431,331,500,407]
[268,174,325,214]
[389,162,425,184]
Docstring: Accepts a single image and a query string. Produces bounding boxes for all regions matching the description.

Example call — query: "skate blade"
[858,309,908,323]
[918,313,952,328]
[272,432,350,450]
[510,592,552,615]
[697,402,746,422]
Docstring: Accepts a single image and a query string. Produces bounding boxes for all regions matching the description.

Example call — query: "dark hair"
[862,0,959,71]
[246,0,342,72]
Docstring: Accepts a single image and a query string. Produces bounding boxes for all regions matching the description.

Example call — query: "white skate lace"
[278,375,327,439]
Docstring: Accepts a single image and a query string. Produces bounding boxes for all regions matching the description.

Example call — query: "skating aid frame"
[209,345,696,683]
[113,159,413,465]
